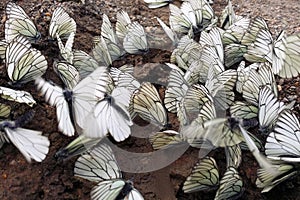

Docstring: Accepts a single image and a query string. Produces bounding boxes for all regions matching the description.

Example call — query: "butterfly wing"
[74,143,122,182]
[49,7,76,39]
[35,77,75,136]
[0,86,36,107]
[265,110,300,162]
[4,127,50,162]
[123,22,149,54]
[214,167,243,200]
[5,2,40,42]
[183,156,219,193]
[133,82,167,128]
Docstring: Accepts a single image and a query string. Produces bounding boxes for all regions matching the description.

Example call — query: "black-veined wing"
[149,130,183,150]
[0,103,11,118]
[278,33,300,78]
[35,77,75,136]
[56,32,75,63]
[170,36,202,71]
[5,2,40,42]
[49,7,76,39]
[224,43,247,68]
[101,14,119,46]
[169,4,192,34]
[101,14,125,61]
[258,86,286,132]
[256,161,298,193]
[74,143,122,182]
[75,143,144,199]
[3,127,50,162]
[0,40,8,60]
[123,22,149,54]
[0,111,49,162]
[214,167,243,200]
[156,17,178,46]
[265,110,300,162]
[144,0,171,9]
[177,84,212,126]
[242,62,277,105]
[83,87,133,142]
[73,50,99,79]
[35,67,109,136]
[164,69,189,113]
[205,69,237,110]
[110,67,140,93]
[236,61,257,93]
[53,61,80,90]
[5,36,48,85]
[133,82,168,128]
[219,0,237,29]
[116,10,132,42]
[199,27,224,63]
[225,144,242,168]
[70,67,109,130]
[55,135,102,161]
[230,101,258,120]
[183,157,219,193]
[223,17,250,43]
[92,36,113,67]
[0,86,36,107]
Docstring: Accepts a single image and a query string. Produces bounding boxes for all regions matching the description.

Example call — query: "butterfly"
[183,156,219,193]
[35,67,109,136]
[123,22,149,54]
[56,32,75,64]
[0,110,50,162]
[0,86,36,107]
[5,36,48,85]
[74,143,144,200]
[265,110,300,162]
[49,7,76,39]
[83,87,133,142]
[53,61,80,90]
[5,2,40,42]
[214,167,243,200]
[144,0,172,9]
[132,82,168,128]
[256,160,298,193]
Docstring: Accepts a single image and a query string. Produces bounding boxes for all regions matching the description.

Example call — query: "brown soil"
[1,0,300,200]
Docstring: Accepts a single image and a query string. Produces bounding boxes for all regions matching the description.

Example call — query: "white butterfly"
[53,61,80,90]
[5,36,48,85]
[144,0,172,9]
[56,32,75,64]
[0,111,50,162]
[183,156,219,193]
[214,167,243,200]
[123,22,149,54]
[83,87,133,142]
[74,143,144,200]
[265,110,300,162]
[35,67,109,136]
[116,10,132,42]
[0,86,36,107]
[5,2,40,42]
[49,7,76,39]
[133,82,168,128]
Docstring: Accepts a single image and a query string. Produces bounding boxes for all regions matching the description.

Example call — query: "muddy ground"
[0,0,300,199]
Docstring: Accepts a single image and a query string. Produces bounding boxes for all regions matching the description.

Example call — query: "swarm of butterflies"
[1,0,300,199]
